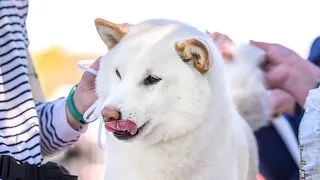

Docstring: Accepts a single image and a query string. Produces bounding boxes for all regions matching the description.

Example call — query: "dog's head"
[95,18,227,144]
[224,43,267,73]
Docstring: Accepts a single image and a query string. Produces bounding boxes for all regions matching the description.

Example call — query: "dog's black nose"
[101,106,122,122]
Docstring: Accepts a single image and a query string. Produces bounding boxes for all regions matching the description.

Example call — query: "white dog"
[223,43,272,131]
[94,18,259,180]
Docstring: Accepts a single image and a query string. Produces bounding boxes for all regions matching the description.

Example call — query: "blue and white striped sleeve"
[34,98,88,157]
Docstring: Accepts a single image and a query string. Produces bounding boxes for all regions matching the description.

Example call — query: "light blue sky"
[27,0,320,58]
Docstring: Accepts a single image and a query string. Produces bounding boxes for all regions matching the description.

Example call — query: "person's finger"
[251,40,282,67]
[265,70,279,89]
[270,88,295,117]
[250,40,276,59]
[80,56,101,88]
[82,57,101,78]
[213,32,222,41]
[213,32,228,43]
[208,31,218,41]
[250,40,273,51]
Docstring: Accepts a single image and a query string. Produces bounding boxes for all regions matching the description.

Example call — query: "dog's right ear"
[174,38,210,74]
[95,18,129,49]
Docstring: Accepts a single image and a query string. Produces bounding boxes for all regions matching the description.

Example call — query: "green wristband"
[67,84,87,124]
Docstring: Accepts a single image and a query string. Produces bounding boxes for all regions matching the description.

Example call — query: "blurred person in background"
[0,1,99,179]
[251,39,320,180]
[209,32,320,180]
[209,32,299,180]
[210,32,320,180]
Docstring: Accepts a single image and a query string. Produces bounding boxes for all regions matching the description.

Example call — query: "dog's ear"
[174,38,210,74]
[95,18,129,49]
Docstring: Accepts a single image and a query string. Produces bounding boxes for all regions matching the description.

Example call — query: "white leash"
[77,60,99,75]
[272,115,300,167]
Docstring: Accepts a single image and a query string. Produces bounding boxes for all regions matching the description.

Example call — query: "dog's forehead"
[113,20,205,66]
[129,23,179,45]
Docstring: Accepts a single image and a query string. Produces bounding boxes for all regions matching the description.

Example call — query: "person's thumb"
[82,57,100,79]
[80,57,101,89]
[89,56,101,71]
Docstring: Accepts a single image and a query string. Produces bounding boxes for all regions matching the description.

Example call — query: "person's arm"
[34,98,88,157]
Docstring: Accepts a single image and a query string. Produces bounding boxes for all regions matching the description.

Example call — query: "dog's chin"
[112,121,149,142]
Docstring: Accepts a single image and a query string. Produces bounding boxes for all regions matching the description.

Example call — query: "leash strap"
[77,60,98,76]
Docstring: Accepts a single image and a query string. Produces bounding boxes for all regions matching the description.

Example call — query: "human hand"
[66,58,100,129]
[251,41,320,106]
[207,31,233,61]
[270,89,295,118]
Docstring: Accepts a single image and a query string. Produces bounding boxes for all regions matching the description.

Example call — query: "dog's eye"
[143,75,162,85]
[115,69,121,79]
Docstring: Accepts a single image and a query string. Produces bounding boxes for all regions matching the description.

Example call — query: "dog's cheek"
[95,63,117,97]
[141,92,167,123]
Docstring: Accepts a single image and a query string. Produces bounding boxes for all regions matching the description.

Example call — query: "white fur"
[95,19,258,180]
[223,44,272,131]
[223,43,300,167]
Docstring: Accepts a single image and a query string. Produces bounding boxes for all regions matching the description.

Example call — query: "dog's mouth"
[105,120,148,141]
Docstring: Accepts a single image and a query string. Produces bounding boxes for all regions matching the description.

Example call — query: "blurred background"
[26,0,320,179]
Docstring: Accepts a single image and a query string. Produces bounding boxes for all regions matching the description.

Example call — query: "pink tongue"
[105,120,137,135]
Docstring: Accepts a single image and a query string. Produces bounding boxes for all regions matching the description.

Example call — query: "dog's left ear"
[95,18,129,49]
[174,38,210,74]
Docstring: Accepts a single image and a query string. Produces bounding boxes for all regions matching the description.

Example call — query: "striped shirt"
[0,0,86,166]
